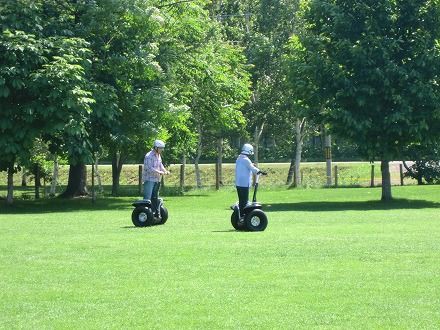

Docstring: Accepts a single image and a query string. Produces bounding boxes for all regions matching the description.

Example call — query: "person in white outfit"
[235,143,261,216]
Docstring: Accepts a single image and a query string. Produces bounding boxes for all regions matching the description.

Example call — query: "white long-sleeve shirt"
[235,154,259,187]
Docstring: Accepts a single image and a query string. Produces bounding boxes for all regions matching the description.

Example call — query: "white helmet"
[153,139,165,148]
[241,143,254,155]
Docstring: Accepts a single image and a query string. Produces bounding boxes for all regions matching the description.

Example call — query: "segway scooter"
[230,171,268,231]
[131,182,168,227]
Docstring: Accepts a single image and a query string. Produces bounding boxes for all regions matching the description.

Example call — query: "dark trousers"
[236,186,249,216]
[151,182,160,214]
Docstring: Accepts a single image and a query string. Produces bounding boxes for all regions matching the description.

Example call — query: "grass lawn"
[1,185,440,328]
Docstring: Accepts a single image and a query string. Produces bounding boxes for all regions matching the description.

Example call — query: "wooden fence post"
[400,163,404,186]
[215,162,220,190]
[334,165,338,187]
[138,165,142,196]
[179,164,185,190]
[92,163,95,203]
[370,164,375,187]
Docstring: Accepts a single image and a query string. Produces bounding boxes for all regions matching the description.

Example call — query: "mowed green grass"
[1,185,440,329]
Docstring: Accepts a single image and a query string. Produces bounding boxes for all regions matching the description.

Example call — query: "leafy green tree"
[403,142,440,184]
[159,3,251,187]
[36,37,95,198]
[69,0,168,196]
[0,0,94,203]
[188,39,250,187]
[154,3,202,169]
[295,0,440,200]
[209,0,301,166]
[25,139,55,199]
[283,34,327,186]
[404,160,440,185]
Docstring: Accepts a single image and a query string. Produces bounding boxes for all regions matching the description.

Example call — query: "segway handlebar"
[254,170,267,186]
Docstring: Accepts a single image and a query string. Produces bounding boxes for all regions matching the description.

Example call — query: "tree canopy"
[0,1,94,173]
[2,0,440,203]
[290,0,440,200]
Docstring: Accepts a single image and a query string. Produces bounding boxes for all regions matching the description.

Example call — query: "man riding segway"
[131,139,169,227]
[143,139,169,214]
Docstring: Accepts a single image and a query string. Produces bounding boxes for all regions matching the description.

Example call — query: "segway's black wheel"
[159,206,168,224]
[244,209,268,232]
[231,209,246,231]
[132,206,153,227]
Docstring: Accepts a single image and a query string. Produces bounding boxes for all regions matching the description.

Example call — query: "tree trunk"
[35,166,40,199]
[21,167,27,187]
[50,156,59,196]
[111,151,125,196]
[415,161,424,185]
[287,118,306,187]
[94,158,104,193]
[381,160,392,201]
[217,137,223,185]
[180,154,186,190]
[194,125,202,188]
[59,163,88,198]
[286,147,295,186]
[294,118,306,187]
[6,167,14,205]
[294,135,303,187]
[324,132,332,186]
[253,122,265,166]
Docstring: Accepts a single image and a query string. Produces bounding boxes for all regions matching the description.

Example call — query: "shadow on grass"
[120,225,168,229]
[0,197,133,215]
[211,229,240,233]
[265,199,440,212]
[0,187,210,215]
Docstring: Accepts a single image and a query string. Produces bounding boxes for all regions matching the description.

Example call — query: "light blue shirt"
[235,154,260,187]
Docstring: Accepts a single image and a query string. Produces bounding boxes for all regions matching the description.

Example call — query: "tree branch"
[157,0,197,9]
[402,160,415,178]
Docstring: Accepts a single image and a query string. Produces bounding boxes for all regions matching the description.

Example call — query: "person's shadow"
[211,229,241,233]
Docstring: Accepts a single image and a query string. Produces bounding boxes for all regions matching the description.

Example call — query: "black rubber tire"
[132,206,153,227]
[231,209,246,230]
[159,206,168,224]
[244,209,268,232]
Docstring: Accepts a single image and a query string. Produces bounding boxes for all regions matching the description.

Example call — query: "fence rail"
[1,162,417,199]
